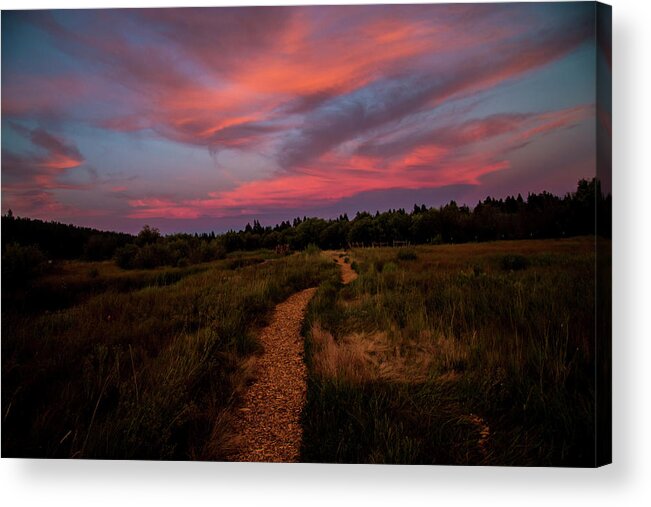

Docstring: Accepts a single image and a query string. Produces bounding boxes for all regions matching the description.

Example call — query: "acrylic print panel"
[0,2,611,466]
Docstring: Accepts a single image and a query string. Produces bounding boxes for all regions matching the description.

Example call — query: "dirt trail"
[229,287,316,462]
[330,252,358,284]
[230,254,356,462]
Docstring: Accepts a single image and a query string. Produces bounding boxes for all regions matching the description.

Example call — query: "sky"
[1,3,610,234]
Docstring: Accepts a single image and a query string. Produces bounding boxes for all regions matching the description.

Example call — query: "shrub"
[115,238,227,271]
[208,241,227,261]
[136,225,161,246]
[2,243,47,285]
[134,243,162,269]
[114,244,139,269]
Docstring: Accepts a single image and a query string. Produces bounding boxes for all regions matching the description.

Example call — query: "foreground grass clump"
[2,251,335,459]
[302,238,607,466]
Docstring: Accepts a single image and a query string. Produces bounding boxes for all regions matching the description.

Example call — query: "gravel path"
[229,287,316,463]
[332,253,358,284]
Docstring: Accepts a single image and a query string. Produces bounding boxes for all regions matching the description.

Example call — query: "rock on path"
[229,287,316,463]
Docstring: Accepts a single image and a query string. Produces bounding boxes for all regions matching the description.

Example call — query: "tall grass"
[302,238,605,465]
[3,260,208,314]
[2,252,335,459]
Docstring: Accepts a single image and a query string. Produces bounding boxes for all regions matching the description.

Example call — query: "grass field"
[2,237,607,465]
[301,237,608,466]
[2,249,337,459]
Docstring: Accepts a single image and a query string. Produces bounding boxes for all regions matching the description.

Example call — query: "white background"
[1,0,649,505]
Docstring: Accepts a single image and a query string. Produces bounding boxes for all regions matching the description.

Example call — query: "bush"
[135,243,162,269]
[208,241,227,261]
[2,243,47,285]
[500,254,530,271]
[115,238,229,270]
[114,244,139,269]
[136,225,161,246]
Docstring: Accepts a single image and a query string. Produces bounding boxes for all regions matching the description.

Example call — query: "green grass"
[2,251,336,459]
[301,237,607,466]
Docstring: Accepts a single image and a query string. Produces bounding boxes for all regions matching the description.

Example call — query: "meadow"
[1,236,607,465]
[1,249,336,459]
[302,237,607,466]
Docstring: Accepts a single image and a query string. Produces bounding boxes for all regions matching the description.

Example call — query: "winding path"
[331,252,358,285]
[229,252,357,462]
[229,287,316,462]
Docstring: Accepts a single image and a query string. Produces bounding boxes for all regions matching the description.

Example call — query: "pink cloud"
[3,5,600,229]
[123,101,593,220]
[516,105,594,144]
[22,4,589,161]
[2,127,87,217]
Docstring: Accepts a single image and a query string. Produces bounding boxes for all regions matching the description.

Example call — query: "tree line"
[2,178,611,274]
[216,178,611,251]
[2,211,133,260]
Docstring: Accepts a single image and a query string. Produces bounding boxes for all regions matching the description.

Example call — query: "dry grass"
[2,250,336,459]
[310,325,462,384]
[302,237,608,465]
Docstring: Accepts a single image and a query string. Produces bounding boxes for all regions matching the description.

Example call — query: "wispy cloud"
[2,126,89,216]
[123,104,592,220]
[1,3,603,230]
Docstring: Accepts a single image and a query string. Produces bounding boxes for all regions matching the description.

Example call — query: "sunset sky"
[1,3,609,233]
